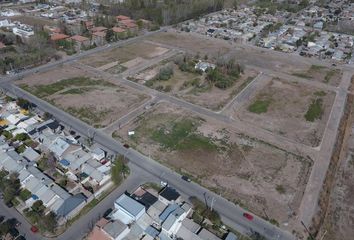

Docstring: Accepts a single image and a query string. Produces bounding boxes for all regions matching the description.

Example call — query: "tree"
[14,133,30,142]
[16,98,31,110]
[111,155,129,185]
[105,29,115,42]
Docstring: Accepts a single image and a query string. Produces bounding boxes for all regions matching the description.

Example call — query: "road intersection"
[0,28,353,240]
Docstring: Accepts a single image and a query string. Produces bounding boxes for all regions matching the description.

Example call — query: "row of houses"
[181,4,354,63]
[0,97,113,223]
[88,186,238,240]
[49,15,140,50]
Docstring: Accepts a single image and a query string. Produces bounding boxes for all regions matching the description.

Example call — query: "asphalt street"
[0,83,296,240]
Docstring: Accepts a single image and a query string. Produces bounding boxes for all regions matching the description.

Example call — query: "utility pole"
[210,197,216,211]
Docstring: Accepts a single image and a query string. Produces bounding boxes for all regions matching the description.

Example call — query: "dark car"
[181,175,191,182]
[0,215,4,223]
[9,228,19,238]
[123,144,130,149]
[243,212,254,221]
[103,208,113,218]
[16,236,26,240]
[6,202,13,208]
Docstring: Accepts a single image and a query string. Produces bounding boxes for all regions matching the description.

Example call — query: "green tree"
[111,155,129,185]
[105,29,115,42]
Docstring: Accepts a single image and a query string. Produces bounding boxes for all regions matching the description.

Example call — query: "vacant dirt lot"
[320,101,354,240]
[132,61,259,110]
[17,64,149,127]
[146,30,311,74]
[112,102,312,224]
[292,65,343,87]
[231,78,335,147]
[79,41,170,68]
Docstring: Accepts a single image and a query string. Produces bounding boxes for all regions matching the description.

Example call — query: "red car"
[243,213,254,221]
[30,226,39,233]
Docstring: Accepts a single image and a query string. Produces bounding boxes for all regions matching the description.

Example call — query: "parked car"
[16,236,26,240]
[181,175,191,182]
[123,144,130,149]
[30,226,39,233]
[243,212,253,221]
[103,208,113,218]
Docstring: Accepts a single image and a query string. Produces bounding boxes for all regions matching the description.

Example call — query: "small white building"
[112,194,146,224]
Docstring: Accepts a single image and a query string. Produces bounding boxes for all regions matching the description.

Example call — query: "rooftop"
[115,194,145,217]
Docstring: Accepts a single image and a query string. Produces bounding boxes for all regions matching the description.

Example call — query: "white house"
[112,194,146,224]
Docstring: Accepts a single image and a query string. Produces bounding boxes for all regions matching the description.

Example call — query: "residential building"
[159,186,181,205]
[112,194,146,224]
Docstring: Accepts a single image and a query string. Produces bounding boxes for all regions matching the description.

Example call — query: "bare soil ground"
[16,64,149,127]
[320,98,354,240]
[10,15,57,27]
[112,102,312,225]
[146,30,311,73]
[292,65,342,87]
[79,42,170,68]
[232,78,335,147]
[132,62,259,110]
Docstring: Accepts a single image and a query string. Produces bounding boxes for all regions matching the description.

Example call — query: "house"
[225,232,238,240]
[112,27,127,39]
[91,147,105,160]
[198,228,221,240]
[56,193,86,220]
[62,148,92,171]
[161,204,190,236]
[116,15,131,22]
[91,26,108,33]
[48,137,71,158]
[195,61,216,72]
[50,33,70,42]
[92,31,106,46]
[70,35,90,51]
[159,186,181,205]
[119,19,138,32]
[84,21,94,30]
[21,147,40,162]
[103,220,130,240]
[88,218,111,240]
[112,193,146,224]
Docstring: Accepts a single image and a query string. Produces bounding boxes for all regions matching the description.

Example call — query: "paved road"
[298,70,354,226]
[0,199,38,240]
[220,72,269,113]
[0,83,296,240]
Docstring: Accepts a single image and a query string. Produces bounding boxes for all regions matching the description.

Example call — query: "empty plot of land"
[132,61,259,110]
[231,78,335,147]
[79,41,170,69]
[17,64,149,127]
[112,102,312,224]
[292,65,342,86]
[146,30,311,73]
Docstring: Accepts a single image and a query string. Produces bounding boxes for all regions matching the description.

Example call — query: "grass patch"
[275,185,286,194]
[314,91,327,97]
[151,119,217,151]
[19,77,115,98]
[248,99,272,114]
[304,98,323,122]
[292,72,311,79]
[309,65,326,71]
[66,106,112,125]
[324,69,339,83]
[60,87,93,95]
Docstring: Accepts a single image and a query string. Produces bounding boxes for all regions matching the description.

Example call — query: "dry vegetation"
[79,41,170,68]
[17,64,149,127]
[233,78,335,147]
[112,102,312,223]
